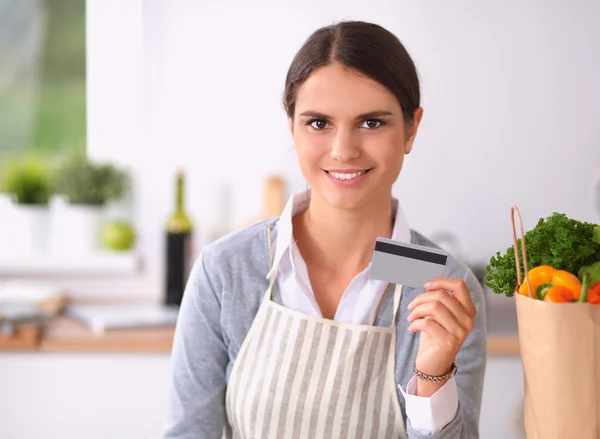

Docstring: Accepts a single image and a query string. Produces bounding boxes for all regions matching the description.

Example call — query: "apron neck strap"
[391,283,403,322]
[263,226,278,304]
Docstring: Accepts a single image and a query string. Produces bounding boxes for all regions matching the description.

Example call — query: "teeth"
[328,170,367,180]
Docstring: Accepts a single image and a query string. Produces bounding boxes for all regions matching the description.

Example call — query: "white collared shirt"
[268,189,458,435]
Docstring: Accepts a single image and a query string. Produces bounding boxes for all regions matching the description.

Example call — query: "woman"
[163,20,487,439]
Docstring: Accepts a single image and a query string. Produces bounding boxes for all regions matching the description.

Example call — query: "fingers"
[408,289,472,329]
[407,293,471,337]
[407,317,448,344]
[422,276,477,318]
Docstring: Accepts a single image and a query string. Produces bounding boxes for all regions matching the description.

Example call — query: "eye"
[361,119,384,129]
[306,118,329,130]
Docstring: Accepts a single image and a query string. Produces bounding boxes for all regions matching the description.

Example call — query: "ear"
[404,107,424,155]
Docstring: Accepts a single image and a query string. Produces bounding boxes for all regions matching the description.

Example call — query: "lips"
[324,169,372,181]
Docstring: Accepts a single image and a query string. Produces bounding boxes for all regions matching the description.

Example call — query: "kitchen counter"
[39,316,175,353]
[1,316,520,356]
[0,289,521,355]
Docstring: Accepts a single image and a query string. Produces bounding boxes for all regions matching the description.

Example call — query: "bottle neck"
[176,173,184,213]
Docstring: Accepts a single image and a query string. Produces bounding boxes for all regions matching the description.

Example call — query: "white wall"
[88,0,600,302]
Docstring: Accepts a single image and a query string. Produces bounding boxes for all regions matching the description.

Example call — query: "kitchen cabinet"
[0,351,524,439]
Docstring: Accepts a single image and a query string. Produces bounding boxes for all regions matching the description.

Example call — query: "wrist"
[413,360,457,397]
[415,359,455,378]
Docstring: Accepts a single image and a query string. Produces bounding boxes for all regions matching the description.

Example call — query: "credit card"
[369,237,448,288]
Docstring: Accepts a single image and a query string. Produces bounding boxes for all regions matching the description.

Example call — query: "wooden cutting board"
[0,324,42,350]
[239,175,287,228]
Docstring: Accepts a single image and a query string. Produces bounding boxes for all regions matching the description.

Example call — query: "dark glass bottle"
[164,170,193,306]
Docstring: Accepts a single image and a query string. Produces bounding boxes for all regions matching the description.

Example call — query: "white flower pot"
[0,194,14,246]
[17,204,50,254]
[0,196,50,256]
[48,196,105,256]
[0,195,50,256]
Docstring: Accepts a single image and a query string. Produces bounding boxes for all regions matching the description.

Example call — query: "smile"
[325,169,371,181]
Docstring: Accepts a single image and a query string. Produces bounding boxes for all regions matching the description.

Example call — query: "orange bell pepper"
[518,265,555,297]
[518,266,581,300]
[549,270,582,300]
[579,273,600,304]
[543,285,575,303]
[587,283,600,304]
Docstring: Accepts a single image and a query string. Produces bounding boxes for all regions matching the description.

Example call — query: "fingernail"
[423,281,432,288]
[407,300,414,309]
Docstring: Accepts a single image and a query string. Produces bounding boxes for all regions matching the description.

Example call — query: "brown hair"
[283,20,420,124]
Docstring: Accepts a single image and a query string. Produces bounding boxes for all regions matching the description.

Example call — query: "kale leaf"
[485,213,600,296]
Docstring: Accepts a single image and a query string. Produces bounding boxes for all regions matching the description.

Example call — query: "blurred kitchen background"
[0,0,599,438]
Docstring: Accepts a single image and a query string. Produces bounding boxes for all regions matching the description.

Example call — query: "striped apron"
[222,227,406,439]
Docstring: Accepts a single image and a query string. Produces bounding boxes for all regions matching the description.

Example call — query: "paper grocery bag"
[516,294,600,438]
[511,205,600,439]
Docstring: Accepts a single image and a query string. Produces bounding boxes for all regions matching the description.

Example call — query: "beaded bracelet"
[413,361,458,383]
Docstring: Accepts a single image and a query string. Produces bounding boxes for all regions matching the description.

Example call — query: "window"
[0,0,86,159]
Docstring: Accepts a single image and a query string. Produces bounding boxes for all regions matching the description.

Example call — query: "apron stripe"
[375,334,394,438]
[359,332,388,439]
[274,318,309,439]
[307,324,339,437]
[331,330,367,438]
[264,314,301,438]
[384,402,396,439]
[241,307,280,433]
[343,331,376,439]
[340,332,369,437]
[290,323,324,437]
[249,309,283,436]
[320,327,353,439]
[283,319,317,437]
[354,331,384,438]
[229,305,274,435]
[299,324,336,438]
[255,309,293,437]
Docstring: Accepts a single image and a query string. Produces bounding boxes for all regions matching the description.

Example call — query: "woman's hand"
[406,276,477,396]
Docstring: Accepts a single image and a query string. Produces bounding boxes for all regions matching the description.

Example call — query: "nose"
[329,130,360,162]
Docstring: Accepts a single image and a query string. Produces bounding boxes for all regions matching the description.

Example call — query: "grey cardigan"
[163,218,487,439]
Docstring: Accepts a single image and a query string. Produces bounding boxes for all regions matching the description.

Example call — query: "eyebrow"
[298,110,394,119]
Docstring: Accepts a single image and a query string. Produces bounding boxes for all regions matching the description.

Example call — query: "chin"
[321,190,371,211]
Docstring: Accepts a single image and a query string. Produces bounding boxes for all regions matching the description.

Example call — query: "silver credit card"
[369,237,448,288]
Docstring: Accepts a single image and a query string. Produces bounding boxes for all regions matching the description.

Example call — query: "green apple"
[101,221,136,251]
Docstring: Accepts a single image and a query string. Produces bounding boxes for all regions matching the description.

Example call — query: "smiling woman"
[164,20,487,439]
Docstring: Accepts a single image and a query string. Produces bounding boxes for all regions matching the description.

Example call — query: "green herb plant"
[0,155,52,205]
[485,213,600,297]
[51,153,130,206]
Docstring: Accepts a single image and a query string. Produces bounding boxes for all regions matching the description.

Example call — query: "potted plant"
[0,154,53,254]
[47,153,131,255]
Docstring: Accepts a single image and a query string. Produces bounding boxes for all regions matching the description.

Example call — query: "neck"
[294,191,394,274]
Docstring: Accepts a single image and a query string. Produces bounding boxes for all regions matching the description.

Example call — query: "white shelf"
[0,251,142,277]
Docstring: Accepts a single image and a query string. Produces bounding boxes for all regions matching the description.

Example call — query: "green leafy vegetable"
[485,213,600,297]
[578,261,600,287]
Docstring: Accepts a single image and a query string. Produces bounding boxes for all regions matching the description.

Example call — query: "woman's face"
[290,63,423,211]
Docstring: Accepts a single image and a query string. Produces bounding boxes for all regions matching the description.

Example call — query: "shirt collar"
[267,188,411,279]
